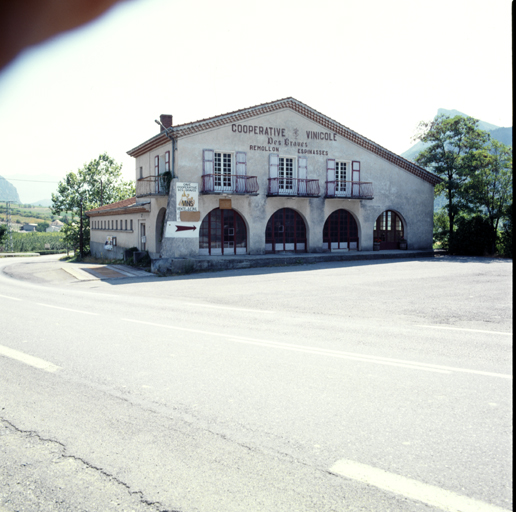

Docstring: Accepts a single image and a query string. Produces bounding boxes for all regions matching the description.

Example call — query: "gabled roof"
[86,197,150,217]
[127,97,441,186]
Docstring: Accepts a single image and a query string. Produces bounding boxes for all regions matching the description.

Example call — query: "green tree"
[432,209,449,249]
[51,153,135,256]
[414,115,489,247]
[465,140,512,254]
[35,221,50,232]
[61,221,89,253]
[0,224,7,246]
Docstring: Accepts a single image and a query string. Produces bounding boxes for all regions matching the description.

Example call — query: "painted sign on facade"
[165,182,201,238]
[231,123,336,156]
[176,182,198,218]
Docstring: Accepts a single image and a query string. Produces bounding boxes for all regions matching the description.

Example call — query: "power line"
[0,177,59,183]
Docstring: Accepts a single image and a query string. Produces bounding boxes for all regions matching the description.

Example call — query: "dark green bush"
[498,203,512,258]
[449,216,492,256]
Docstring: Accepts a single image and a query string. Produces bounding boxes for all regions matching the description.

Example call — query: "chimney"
[159,114,173,131]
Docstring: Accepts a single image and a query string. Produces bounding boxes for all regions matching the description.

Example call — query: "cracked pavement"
[0,420,172,512]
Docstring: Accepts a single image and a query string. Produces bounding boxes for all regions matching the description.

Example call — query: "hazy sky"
[0,0,512,201]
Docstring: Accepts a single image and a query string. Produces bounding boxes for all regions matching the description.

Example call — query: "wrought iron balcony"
[325,181,374,199]
[136,174,171,197]
[267,178,320,197]
[202,174,259,194]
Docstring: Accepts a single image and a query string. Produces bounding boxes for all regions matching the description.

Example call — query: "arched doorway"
[323,209,359,251]
[374,210,404,250]
[155,207,167,254]
[199,208,247,255]
[265,208,307,253]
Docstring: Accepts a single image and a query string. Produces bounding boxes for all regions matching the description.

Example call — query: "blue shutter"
[235,151,247,193]
[269,153,279,195]
[236,152,247,175]
[326,159,336,196]
[298,156,307,179]
[203,149,214,175]
[269,153,279,178]
[352,160,360,196]
[298,156,307,195]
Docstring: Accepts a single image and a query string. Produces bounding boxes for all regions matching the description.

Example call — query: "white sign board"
[165,221,202,238]
[165,182,201,238]
[176,182,198,219]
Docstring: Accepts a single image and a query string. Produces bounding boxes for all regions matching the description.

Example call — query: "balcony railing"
[325,181,374,199]
[136,174,170,197]
[202,174,259,194]
[267,178,320,197]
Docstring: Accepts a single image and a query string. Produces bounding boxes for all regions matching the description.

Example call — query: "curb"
[152,250,442,275]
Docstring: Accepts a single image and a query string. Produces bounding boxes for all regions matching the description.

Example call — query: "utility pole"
[6,201,13,252]
[79,197,84,258]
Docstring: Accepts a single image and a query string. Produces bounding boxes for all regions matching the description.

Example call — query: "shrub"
[35,222,50,232]
[498,203,512,258]
[449,216,492,256]
[12,232,67,252]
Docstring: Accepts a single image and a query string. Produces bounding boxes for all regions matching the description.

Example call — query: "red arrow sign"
[175,225,197,232]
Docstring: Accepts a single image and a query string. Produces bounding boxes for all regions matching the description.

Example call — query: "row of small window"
[203,150,360,181]
[92,219,134,231]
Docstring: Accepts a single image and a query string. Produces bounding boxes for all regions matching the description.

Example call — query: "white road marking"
[0,294,22,301]
[417,324,512,336]
[0,344,61,373]
[123,319,511,378]
[330,459,510,512]
[36,303,99,315]
[182,302,274,314]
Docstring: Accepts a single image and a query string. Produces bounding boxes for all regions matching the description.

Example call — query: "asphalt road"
[0,254,512,512]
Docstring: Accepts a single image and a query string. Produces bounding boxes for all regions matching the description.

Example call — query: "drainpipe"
[155,119,175,179]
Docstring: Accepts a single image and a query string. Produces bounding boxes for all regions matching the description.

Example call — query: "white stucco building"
[46,219,64,232]
[87,98,440,261]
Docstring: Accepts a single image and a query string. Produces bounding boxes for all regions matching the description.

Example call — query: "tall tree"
[51,153,135,256]
[465,140,513,253]
[414,115,489,247]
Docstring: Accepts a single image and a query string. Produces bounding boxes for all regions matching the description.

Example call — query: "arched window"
[265,208,307,253]
[199,208,247,256]
[323,209,359,251]
[374,210,404,250]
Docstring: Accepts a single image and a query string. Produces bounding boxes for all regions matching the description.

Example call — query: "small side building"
[21,223,37,232]
[87,197,157,259]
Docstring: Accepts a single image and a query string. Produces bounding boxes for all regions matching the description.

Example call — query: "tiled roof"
[126,97,441,186]
[86,197,149,217]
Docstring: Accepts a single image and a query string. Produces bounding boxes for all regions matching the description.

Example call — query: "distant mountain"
[488,127,513,146]
[401,108,512,162]
[31,198,53,207]
[1,173,59,204]
[0,176,21,202]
